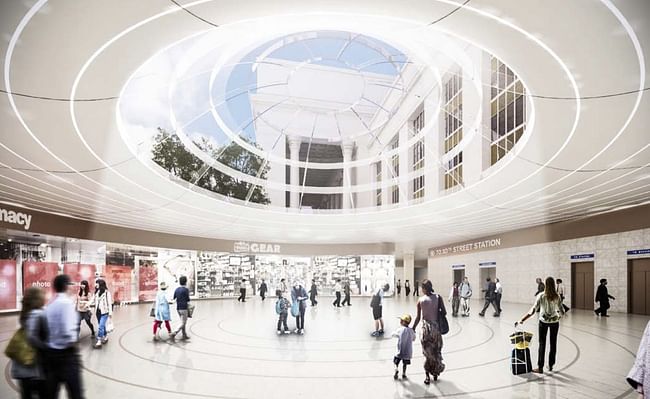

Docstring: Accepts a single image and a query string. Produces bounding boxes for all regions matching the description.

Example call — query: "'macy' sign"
[0,208,32,230]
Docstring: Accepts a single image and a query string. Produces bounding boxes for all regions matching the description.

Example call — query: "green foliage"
[151,128,270,204]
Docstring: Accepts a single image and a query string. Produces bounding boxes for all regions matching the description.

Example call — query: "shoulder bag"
[437,294,449,335]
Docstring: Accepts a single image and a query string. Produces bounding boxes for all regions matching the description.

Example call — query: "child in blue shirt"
[392,314,416,380]
[275,290,290,334]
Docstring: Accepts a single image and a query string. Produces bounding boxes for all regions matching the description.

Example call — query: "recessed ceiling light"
[127,252,132,256]
[7,238,12,242]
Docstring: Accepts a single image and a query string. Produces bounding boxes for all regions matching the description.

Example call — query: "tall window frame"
[411,109,425,199]
[374,161,382,206]
[443,72,463,190]
[490,57,526,165]
[389,135,399,204]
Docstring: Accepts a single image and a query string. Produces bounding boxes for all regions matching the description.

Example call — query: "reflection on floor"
[0,296,647,398]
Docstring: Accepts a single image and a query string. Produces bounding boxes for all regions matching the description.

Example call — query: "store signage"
[451,264,465,269]
[478,261,496,268]
[627,249,650,257]
[0,207,32,230]
[0,260,17,311]
[570,253,595,260]
[233,241,281,254]
[430,238,502,257]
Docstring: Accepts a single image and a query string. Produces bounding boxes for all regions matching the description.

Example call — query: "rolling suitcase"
[511,347,532,375]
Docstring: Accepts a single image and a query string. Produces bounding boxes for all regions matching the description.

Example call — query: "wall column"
[403,252,415,292]
[288,136,301,208]
[342,141,354,210]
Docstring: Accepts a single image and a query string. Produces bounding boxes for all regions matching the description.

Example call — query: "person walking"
[449,282,460,317]
[478,277,499,317]
[595,278,615,317]
[237,279,247,302]
[535,277,545,296]
[405,280,411,297]
[370,284,390,337]
[412,279,446,384]
[93,279,113,348]
[44,274,85,399]
[76,280,95,339]
[332,279,342,307]
[459,276,472,317]
[495,278,503,314]
[291,283,308,334]
[342,280,352,306]
[627,320,650,397]
[170,276,190,341]
[308,279,318,306]
[9,287,48,398]
[413,280,420,297]
[396,279,402,296]
[556,278,570,313]
[259,279,268,301]
[391,314,416,380]
[515,276,565,373]
[153,282,172,342]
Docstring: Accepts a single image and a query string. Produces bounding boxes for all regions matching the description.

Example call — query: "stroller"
[509,328,533,375]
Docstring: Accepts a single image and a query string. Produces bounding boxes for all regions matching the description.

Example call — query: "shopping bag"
[188,303,196,318]
[106,317,115,333]
[509,331,533,350]
[291,301,299,317]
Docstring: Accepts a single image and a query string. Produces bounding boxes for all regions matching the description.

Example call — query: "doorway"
[453,269,465,285]
[479,267,496,291]
[628,258,650,315]
[571,262,594,310]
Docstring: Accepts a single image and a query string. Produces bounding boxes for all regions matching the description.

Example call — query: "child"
[275,290,290,334]
[392,314,416,380]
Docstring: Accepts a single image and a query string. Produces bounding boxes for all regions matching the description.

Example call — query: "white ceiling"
[0,0,649,259]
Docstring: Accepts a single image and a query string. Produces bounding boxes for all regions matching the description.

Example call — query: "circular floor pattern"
[1,298,644,398]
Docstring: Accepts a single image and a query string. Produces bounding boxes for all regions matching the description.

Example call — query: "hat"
[398,314,412,324]
[160,282,167,289]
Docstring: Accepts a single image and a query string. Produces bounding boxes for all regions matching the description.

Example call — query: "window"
[490,57,526,165]
[410,109,425,199]
[443,72,462,153]
[443,72,463,189]
[444,152,463,190]
[375,161,382,206]
[389,135,399,204]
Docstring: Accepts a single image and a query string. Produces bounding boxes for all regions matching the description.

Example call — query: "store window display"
[361,255,395,296]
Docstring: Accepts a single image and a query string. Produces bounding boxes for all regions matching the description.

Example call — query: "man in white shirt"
[332,280,342,307]
[45,274,84,399]
[495,278,503,314]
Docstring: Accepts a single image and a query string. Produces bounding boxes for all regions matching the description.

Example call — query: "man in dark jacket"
[478,277,499,317]
[595,278,615,317]
[259,279,268,301]
[342,281,352,306]
[535,277,545,296]
[309,279,318,306]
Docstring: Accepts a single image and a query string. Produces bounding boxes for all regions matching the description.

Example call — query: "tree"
[151,127,270,204]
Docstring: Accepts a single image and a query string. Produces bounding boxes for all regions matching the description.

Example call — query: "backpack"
[370,292,380,308]
[4,328,35,366]
[275,299,283,315]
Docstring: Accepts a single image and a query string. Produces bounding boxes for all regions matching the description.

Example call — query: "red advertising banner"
[138,259,158,301]
[105,265,133,303]
[0,260,17,311]
[23,262,59,303]
[63,263,97,296]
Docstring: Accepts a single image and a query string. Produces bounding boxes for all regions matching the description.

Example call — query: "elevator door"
[629,258,650,315]
[479,267,496,289]
[453,269,465,285]
[572,262,594,310]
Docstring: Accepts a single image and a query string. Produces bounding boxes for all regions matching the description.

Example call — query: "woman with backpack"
[8,287,48,398]
[515,276,565,373]
[93,279,113,348]
[412,279,446,384]
[77,280,95,339]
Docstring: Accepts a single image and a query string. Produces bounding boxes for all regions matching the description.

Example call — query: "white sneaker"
[283,330,290,334]
[299,329,304,335]
[94,340,102,348]
[101,337,108,344]
[276,330,282,335]
[294,329,300,334]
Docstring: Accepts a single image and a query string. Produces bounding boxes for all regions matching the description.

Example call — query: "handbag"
[291,301,300,317]
[188,303,195,318]
[4,328,35,366]
[437,294,450,335]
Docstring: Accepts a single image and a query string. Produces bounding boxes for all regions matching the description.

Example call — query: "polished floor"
[1,295,647,399]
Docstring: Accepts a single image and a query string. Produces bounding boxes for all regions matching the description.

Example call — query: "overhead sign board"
[570,253,595,260]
